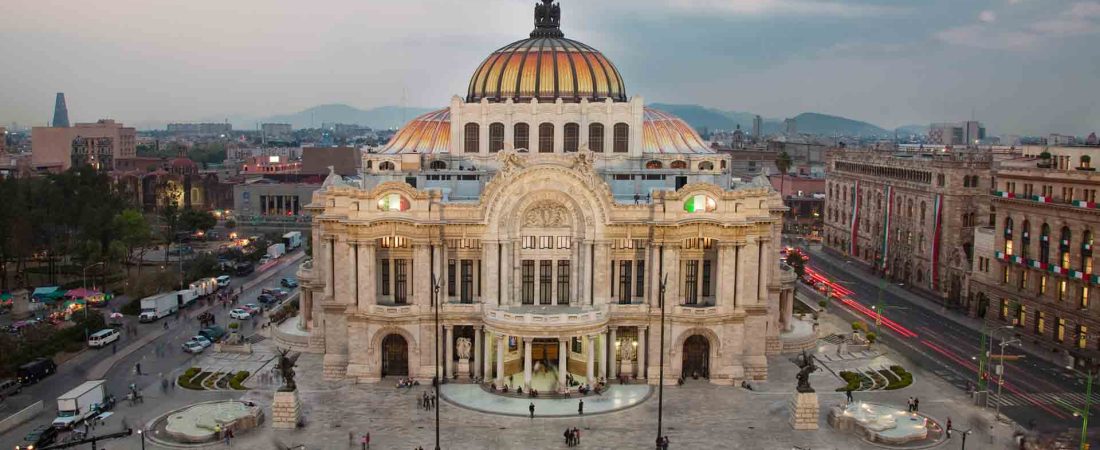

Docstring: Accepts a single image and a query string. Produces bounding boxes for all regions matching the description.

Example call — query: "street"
[803,245,1095,432]
[0,253,302,448]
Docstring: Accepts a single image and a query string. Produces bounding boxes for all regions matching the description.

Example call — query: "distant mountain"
[648,104,741,132]
[789,112,888,137]
[649,104,892,137]
[895,124,929,136]
[259,104,437,130]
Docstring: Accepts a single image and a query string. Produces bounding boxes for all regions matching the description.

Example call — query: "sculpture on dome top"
[531,0,564,38]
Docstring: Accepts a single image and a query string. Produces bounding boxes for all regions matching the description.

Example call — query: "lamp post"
[83,261,105,291]
[994,337,1021,420]
[137,428,146,450]
[656,274,668,443]
[1056,365,1096,450]
[432,274,441,450]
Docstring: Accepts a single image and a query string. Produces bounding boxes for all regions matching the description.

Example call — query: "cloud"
[650,0,902,17]
[936,1,1100,50]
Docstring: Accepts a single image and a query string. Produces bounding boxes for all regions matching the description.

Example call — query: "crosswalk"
[988,391,1100,409]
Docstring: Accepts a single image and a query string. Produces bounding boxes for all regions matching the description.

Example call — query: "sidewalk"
[84,251,305,380]
[805,246,1080,379]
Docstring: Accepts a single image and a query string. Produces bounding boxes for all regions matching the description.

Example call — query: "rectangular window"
[1016,305,1026,328]
[1036,310,1045,334]
[1059,280,1067,301]
[539,260,552,305]
[521,260,535,304]
[522,236,536,249]
[702,260,712,298]
[684,260,699,305]
[571,337,582,353]
[1079,325,1088,349]
[556,260,570,305]
[1018,270,1027,289]
[1082,286,1090,310]
[380,259,391,296]
[460,260,473,303]
[636,260,645,299]
[1057,317,1066,342]
[1002,266,1009,284]
[619,260,632,304]
[1039,276,1047,295]
[1000,299,1008,320]
[447,259,456,297]
[1005,240,1013,256]
[394,259,408,304]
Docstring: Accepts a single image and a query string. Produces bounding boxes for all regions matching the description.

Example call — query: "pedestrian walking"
[529,402,535,419]
[573,428,580,446]
[913,397,919,412]
[564,428,572,446]
[578,399,584,415]
[845,389,853,404]
[906,396,913,412]
[136,363,142,376]
[946,417,952,438]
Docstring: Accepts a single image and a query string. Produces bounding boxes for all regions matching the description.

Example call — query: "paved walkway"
[441,384,651,417]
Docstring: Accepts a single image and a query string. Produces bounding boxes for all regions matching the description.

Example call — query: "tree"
[113,209,151,276]
[160,204,181,263]
[775,151,792,202]
[180,209,216,234]
[785,251,806,280]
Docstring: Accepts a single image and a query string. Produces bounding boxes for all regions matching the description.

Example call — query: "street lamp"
[993,337,1021,421]
[83,261,106,291]
[432,274,441,450]
[137,428,146,450]
[1056,365,1095,450]
[656,274,668,444]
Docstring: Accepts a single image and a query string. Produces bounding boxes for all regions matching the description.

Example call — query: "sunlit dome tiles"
[642,108,713,154]
[379,108,451,154]
[467,37,627,103]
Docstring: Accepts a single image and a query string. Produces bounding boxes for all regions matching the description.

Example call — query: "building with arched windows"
[287,1,795,388]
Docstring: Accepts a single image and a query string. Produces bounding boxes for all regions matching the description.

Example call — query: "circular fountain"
[147,400,264,445]
[827,401,936,446]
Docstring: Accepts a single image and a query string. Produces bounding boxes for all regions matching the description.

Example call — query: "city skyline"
[1,0,1097,135]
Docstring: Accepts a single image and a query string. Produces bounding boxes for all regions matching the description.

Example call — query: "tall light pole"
[1056,365,1096,450]
[656,274,668,443]
[432,274,441,450]
[994,337,1021,420]
[83,261,105,291]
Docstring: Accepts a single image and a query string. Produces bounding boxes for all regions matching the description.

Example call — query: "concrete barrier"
[0,400,43,434]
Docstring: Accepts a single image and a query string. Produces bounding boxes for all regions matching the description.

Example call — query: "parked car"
[17,358,56,385]
[280,277,299,288]
[0,378,22,401]
[21,424,58,448]
[199,326,226,342]
[87,328,120,348]
[241,303,260,314]
[229,308,251,320]
[186,335,212,348]
[181,341,205,354]
[263,288,290,300]
[257,293,275,305]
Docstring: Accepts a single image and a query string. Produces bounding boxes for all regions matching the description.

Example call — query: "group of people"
[906,396,920,412]
[563,427,581,446]
[396,377,418,389]
[655,435,671,449]
[421,391,437,410]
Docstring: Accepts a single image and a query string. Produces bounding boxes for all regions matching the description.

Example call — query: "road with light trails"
[802,245,1097,433]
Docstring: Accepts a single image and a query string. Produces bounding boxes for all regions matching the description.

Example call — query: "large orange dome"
[466,1,626,103]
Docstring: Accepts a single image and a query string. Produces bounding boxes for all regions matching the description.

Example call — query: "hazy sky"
[2,0,1098,135]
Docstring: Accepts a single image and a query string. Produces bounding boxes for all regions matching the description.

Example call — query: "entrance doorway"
[381,334,408,377]
[682,335,709,379]
[531,339,560,369]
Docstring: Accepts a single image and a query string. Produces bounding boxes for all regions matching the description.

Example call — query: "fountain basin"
[828,402,930,445]
[150,400,264,445]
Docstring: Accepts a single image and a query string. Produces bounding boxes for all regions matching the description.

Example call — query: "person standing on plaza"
[573,428,580,445]
[529,402,535,418]
[578,399,584,415]
[907,397,913,412]
[845,388,853,404]
[913,397,919,412]
[564,428,573,446]
[946,417,952,438]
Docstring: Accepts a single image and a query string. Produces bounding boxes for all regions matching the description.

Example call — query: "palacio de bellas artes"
[293,2,795,392]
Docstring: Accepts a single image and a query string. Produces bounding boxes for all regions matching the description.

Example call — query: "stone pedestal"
[456,358,471,380]
[272,390,301,429]
[620,361,633,379]
[789,392,819,430]
[10,289,31,320]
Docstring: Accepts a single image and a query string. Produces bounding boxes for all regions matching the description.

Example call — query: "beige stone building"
[31,120,136,171]
[289,1,795,389]
[969,147,1100,369]
[823,149,992,304]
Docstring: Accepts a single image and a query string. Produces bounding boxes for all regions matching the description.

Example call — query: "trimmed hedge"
[178,368,207,390]
[885,365,913,390]
[837,371,861,391]
[229,371,250,390]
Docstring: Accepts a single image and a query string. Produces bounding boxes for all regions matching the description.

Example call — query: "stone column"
[483,242,499,305]
[444,325,454,379]
[586,334,596,382]
[608,327,618,379]
[523,337,533,390]
[758,239,772,304]
[357,242,376,311]
[322,238,334,300]
[346,241,357,304]
[334,238,352,304]
[662,245,681,306]
[714,243,731,308]
[597,331,607,379]
[483,329,493,380]
[583,242,594,305]
[638,326,647,379]
[300,289,313,330]
[649,244,662,306]
[501,241,513,305]
[594,242,611,304]
[740,238,759,308]
[414,244,432,306]
[558,338,568,391]
[496,335,505,385]
[440,243,450,302]
[473,326,482,379]
[571,238,582,305]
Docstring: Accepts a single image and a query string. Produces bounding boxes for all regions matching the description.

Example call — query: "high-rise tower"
[52,93,70,128]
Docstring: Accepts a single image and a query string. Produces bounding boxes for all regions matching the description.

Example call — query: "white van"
[87,329,120,348]
[216,275,232,289]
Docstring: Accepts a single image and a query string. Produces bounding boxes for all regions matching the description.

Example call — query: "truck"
[176,288,199,308]
[138,293,178,322]
[53,380,106,429]
[282,231,302,250]
[267,243,286,259]
[189,277,218,297]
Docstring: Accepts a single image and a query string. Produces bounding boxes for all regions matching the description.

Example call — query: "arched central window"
[489,123,505,152]
[1061,226,1072,267]
[613,123,629,153]
[1003,217,1014,255]
[564,123,579,152]
[645,160,663,169]
[1040,223,1051,264]
[538,122,554,153]
[514,123,530,150]
[464,123,479,153]
[1083,229,1094,273]
[670,160,687,169]
[1021,220,1031,258]
[589,123,604,152]
[379,161,395,171]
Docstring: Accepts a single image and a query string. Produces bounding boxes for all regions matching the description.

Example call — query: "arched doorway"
[682,335,710,379]
[381,334,409,377]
